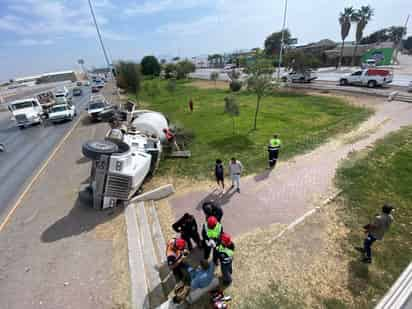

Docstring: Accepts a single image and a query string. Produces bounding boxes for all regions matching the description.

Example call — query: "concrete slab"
[130,184,175,203]
[125,204,150,309]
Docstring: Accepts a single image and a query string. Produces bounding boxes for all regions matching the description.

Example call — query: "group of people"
[166,202,233,298]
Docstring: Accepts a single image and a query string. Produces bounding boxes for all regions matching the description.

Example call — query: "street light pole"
[277,0,288,81]
[87,0,111,69]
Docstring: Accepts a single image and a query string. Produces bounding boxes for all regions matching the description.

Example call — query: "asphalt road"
[190,68,412,87]
[0,85,90,218]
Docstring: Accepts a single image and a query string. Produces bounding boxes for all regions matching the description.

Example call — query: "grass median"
[336,126,412,308]
[135,79,371,179]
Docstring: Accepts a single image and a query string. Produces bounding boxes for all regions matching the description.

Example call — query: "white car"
[282,71,318,83]
[48,103,76,123]
[54,87,72,104]
[8,98,43,129]
[87,96,111,121]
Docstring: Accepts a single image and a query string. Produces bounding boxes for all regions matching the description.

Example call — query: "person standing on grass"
[268,134,281,169]
[229,157,243,193]
[214,232,235,286]
[361,204,394,263]
[215,159,225,190]
[188,98,194,112]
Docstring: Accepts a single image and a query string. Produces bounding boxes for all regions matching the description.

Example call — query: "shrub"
[230,80,242,92]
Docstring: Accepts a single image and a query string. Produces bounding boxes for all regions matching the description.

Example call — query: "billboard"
[361,48,394,66]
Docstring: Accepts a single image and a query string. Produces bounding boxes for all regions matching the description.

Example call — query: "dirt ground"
[188,80,229,90]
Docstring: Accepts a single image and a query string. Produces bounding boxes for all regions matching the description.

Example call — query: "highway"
[0,85,90,218]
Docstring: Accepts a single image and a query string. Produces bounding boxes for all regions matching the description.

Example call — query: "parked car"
[83,80,91,86]
[48,103,76,123]
[73,87,82,96]
[76,81,82,86]
[91,85,100,93]
[339,69,393,88]
[282,70,318,83]
[87,95,112,121]
[8,98,44,129]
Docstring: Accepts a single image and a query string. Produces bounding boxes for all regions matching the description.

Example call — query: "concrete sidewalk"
[0,116,120,309]
[170,100,412,237]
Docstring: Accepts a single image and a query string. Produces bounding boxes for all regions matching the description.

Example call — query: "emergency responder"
[202,202,223,222]
[202,216,223,260]
[166,238,190,283]
[268,134,281,168]
[215,232,235,286]
[172,213,202,251]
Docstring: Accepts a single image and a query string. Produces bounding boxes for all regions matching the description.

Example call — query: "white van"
[8,98,43,129]
[54,87,72,104]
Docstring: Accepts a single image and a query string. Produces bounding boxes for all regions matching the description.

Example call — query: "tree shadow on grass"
[41,196,123,243]
[208,134,253,153]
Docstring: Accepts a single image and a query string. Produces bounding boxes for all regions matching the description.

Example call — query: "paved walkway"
[170,100,412,236]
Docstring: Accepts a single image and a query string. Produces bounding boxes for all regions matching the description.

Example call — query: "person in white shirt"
[228,157,243,193]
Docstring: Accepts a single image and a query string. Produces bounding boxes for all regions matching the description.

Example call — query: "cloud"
[1,0,130,41]
[124,0,210,16]
[17,38,54,46]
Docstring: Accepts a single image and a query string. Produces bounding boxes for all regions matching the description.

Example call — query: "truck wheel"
[82,140,119,160]
[340,79,348,86]
[367,80,377,88]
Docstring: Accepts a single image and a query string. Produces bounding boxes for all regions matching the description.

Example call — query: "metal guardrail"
[375,262,412,309]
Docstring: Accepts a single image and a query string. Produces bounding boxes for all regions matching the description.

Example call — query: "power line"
[87,0,111,68]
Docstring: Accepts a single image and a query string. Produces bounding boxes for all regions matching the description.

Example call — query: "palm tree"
[351,5,374,66]
[388,26,407,64]
[338,7,355,67]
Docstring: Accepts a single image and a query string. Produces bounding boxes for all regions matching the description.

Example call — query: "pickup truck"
[48,103,76,123]
[87,95,112,121]
[339,69,393,88]
[282,71,317,83]
[8,98,43,129]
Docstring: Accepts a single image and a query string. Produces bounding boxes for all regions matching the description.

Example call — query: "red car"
[91,86,100,93]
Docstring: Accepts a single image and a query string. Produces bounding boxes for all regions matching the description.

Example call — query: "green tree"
[264,29,292,56]
[388,26,407,64]
[210,71,219,87]
[403,36,412,52]
[224,95,240,134]
[338,7,355,67]
[360,28,390,44]
[283,50,320,73]
[116,61,141,100]
[175,60,195,79]
[143,80,160,99]
[352,6,374,66]
[164,63,176,79]
[141,55,161,76]
[246,58,275,130]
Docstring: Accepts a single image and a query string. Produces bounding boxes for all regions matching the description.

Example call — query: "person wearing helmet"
[202,216,223,261]
[215,232,235,286]
[172,213,201,251]
[202,202,223,222]
[166,238,190,283]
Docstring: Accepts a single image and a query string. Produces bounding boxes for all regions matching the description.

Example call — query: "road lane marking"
[0,114,84,232]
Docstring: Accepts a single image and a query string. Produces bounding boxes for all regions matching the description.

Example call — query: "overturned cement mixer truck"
[80,110,170,210]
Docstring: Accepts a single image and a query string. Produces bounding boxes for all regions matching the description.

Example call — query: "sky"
[0,0,411,81]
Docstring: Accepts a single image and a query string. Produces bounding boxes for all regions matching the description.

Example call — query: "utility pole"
[87,0,111,69]
[277,0,288,81]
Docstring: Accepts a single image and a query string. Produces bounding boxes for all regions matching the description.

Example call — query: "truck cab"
[8,98,43,129]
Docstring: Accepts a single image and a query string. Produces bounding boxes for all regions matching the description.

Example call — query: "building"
[36,70,77,84]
